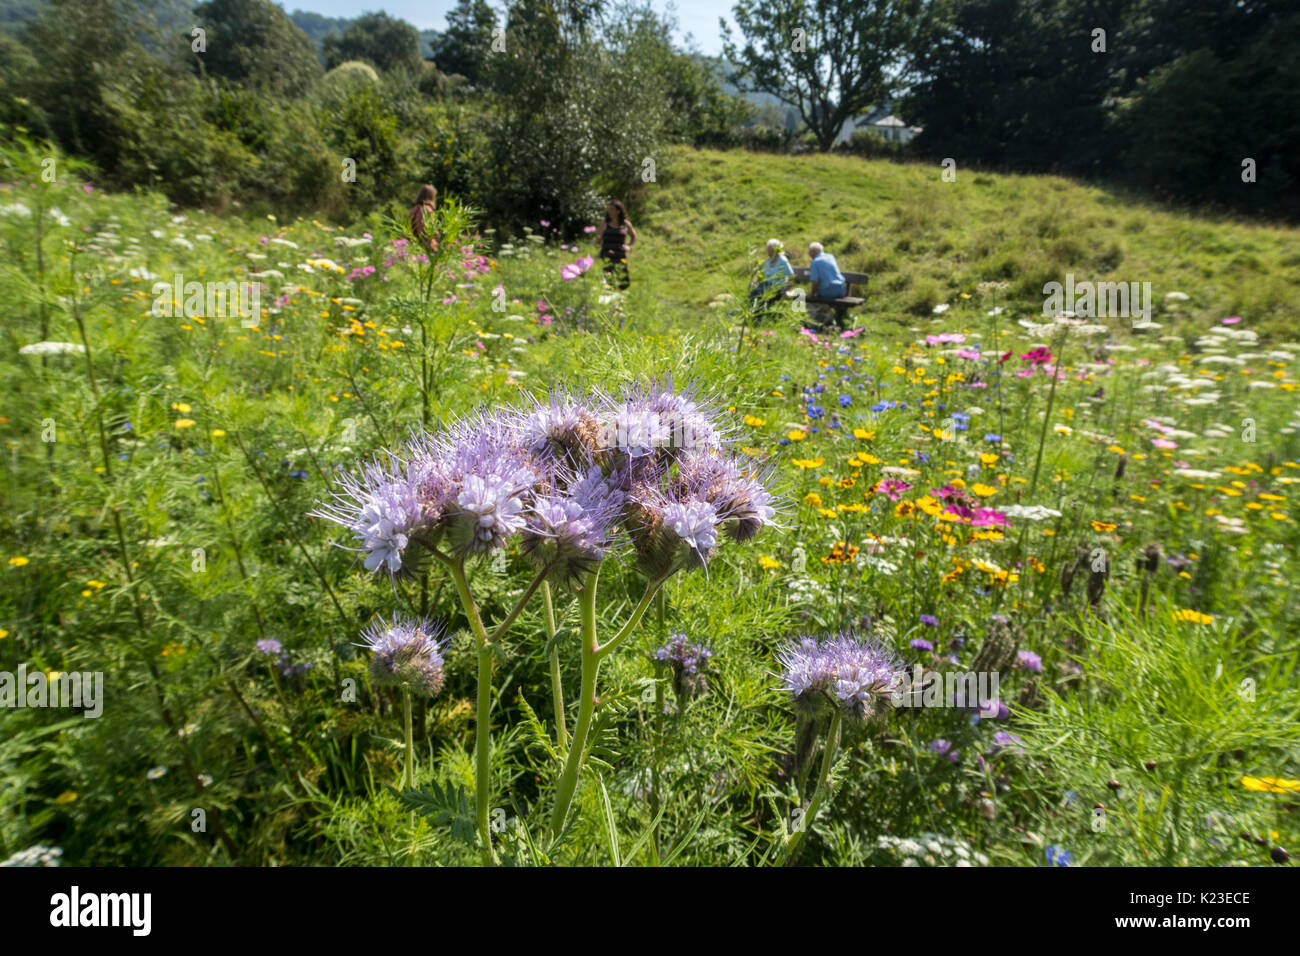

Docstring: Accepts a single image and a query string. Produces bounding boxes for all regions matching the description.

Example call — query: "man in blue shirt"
[807,242,847,299]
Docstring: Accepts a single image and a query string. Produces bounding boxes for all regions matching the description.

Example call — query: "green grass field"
[1,141,1298,867]
[632,148,1300,337]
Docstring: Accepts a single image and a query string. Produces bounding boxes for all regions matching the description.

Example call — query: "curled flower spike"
[310,454,432,576]
[654,633,714,699]
[521,467,625,586]
[779,631,906,719]
[359,615,448,698]
[509,387,605,473]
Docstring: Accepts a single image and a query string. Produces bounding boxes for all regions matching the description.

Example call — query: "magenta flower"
[971,508,1009,528]
[874,479,912,501]
[560,255,594,281]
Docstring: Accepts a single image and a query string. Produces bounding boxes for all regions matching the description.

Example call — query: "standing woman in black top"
[597,199,637,290]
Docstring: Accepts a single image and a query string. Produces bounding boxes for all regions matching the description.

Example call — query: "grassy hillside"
[633,148,1300,337]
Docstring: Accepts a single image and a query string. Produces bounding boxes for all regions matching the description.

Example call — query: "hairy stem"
[543,581,567,754]
[549,568,601,839]
[779,710,842,867]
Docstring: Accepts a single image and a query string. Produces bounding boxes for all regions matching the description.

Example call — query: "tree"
[721,0,921,151]
[903,0,1123,176]
[426,0,498,86]
[322,11,423,76]
[191,0,323,97]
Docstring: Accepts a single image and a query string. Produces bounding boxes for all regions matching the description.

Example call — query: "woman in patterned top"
[597,199,637,290]
[409,184,438,252]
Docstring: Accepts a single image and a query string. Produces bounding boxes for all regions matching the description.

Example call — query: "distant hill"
[285,10,441,61]
[286,9,352,48]
[1,0,202,38]
[0,0,39,32]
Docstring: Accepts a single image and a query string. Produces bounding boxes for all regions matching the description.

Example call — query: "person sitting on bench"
[807,242,847,299]
[750,238,795,308]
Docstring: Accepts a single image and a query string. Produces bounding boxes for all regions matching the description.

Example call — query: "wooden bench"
[789,266,868,327]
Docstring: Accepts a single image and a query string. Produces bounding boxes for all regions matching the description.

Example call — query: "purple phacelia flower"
[359,615,447,697]
[778,631,905,719]
[929,739,959,763]
[989,730,1023,754]
[310,455,430,576]
[1016,650,1043,673]
[663,499,720,554]
[522,468,624,585]
[654,633,714,699]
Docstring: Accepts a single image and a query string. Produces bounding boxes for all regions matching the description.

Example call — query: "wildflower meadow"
[2,135,1297,880]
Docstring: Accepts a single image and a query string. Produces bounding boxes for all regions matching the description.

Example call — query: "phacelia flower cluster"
[654,633,714,699]
[779,631,906,719]
[313,380,781,586]
[359,615,447,697]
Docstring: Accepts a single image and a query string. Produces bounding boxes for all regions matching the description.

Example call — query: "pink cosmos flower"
[926,333,966,346]
[1221,316,1242,325]
[1151,437,1178,449]
[874,479,912,501]
[560,256,594,281]
[971,508,1008,528]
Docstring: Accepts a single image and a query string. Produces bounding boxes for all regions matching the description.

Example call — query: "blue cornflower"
[1045,845,1073,867]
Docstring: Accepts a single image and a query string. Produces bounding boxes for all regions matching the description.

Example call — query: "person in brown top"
[409,184,438,253]
[597,199,636,290]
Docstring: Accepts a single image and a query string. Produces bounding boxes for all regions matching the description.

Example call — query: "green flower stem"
[549,568,601,839]
[403,688,415,791]
[439,554,496,866]
[432,550,555,864]
[474,640,495,865]
[486,565,551,643]
[549,571,670,840]
[594,574,670,660]
[780,710,842,867]
[1028,332,1069,499]
[543,582,567,754]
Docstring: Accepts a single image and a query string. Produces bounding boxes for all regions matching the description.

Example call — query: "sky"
[283,0,739,56]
